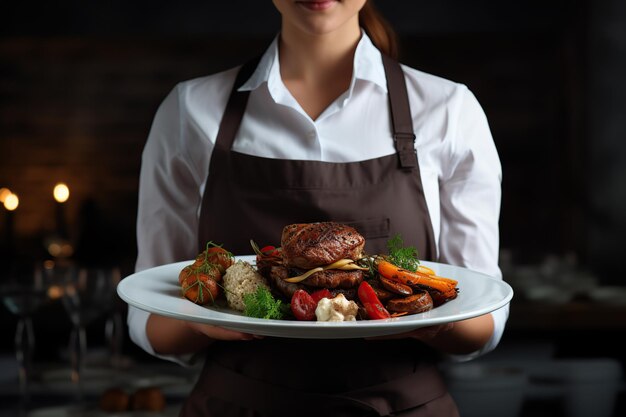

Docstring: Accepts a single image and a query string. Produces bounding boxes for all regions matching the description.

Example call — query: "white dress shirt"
[129,33,507,364]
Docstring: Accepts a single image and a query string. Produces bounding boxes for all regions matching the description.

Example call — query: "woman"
[128,1,507,416]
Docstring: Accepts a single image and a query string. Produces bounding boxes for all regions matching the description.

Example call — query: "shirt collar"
[238,31,388,94]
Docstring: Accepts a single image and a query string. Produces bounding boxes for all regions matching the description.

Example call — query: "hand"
[366,314,494,355]
[185,321,264,341]
[366,323,454,342]
[147,313,263,355]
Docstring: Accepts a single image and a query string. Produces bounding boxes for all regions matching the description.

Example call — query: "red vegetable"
[260,245,281,257]
[290,289,317,321]
[358,281,391,320]
[310,289,332,304]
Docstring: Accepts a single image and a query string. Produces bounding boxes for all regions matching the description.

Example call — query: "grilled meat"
[386,290,433,314]
[281,222,365,269]
[268,265,359,300]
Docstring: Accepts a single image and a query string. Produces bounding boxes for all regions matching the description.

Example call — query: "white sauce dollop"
[315,293,359,322]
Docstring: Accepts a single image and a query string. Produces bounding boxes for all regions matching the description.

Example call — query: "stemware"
[0,266,50,414]
[104,267,124,368]
[61,267,117,401]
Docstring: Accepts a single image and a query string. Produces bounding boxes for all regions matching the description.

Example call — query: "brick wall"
[0,33,584,270]
[0,36,271,268]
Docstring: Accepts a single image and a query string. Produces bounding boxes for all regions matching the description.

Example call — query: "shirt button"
[308,131,316,139]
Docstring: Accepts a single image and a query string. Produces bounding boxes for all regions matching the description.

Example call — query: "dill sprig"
[387,234,420,272]
[243,287,288,320]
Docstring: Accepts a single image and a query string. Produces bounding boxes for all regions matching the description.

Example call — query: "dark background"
[1,0,625,415]
[2,0,625,279]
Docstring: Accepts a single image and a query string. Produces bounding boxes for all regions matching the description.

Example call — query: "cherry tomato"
[358,281,391,320]
[260,245,281,257]
[290,289,317,321]
[310,288,332,304]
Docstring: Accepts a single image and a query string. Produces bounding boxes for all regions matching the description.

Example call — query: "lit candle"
[3,191,19,256]
[53,183,70,238]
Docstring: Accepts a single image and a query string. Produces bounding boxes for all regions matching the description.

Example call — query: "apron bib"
[181,55,458,417]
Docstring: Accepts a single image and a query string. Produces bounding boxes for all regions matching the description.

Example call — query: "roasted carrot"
[429,275,458,286]
[417,265,436,275]
[377,259,457,295]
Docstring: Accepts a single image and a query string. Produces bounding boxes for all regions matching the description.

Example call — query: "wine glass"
[103,267,125,369]
[61,267,117,402]
[0,266,50,414]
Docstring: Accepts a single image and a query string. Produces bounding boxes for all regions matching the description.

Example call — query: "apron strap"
[213,54,418,168]
[212,57,259,152]
[381,54,418,170]
[201,57,259,251]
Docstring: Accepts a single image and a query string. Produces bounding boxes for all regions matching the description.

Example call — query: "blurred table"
[0,351,200,417]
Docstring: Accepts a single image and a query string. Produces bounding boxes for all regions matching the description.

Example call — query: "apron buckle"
[394,132,417,169]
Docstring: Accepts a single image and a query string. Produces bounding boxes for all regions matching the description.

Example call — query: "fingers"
[409,323,454,341]
[186,321,264,341]
[365,323,454,341]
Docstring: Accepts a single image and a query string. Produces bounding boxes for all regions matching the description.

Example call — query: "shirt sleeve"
[127,83,205,366]
[438,86,508,361]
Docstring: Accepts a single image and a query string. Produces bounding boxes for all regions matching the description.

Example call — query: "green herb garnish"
[243,287,287,320]
[387,234,420,271]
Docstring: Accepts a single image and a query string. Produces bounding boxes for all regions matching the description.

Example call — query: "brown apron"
[181,55,459,417]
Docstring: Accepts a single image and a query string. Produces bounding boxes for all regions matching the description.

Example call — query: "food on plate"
[193,244,234,273]
[251,241,283,276]
[386,290,433,314]
[358,281,391,320]
[315,293,359,322]
[377,259,457,307]
[267,222,369,301]
[379,275,413,296]
[222,261,270,311]
[281,222,365,269]
[243,286,288,319]
[180,265,221,305]
[386,234,421,272]
[290,289,318,321]
[179,242,234,305]
[177,222,459,322]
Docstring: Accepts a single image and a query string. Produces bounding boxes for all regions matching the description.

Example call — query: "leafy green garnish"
[387,234,420,271]
[243,287,287,320]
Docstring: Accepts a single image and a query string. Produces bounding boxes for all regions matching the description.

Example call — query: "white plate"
[117,256,513,339]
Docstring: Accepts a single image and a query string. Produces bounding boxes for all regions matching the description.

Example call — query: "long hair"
[359,1,399,59]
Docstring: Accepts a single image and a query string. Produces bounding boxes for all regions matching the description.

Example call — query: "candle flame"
[53,183,70,203]
[3,193,18,211]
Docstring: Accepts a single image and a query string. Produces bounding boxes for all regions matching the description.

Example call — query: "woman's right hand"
[147,313,260,356]
[184,320,260,341]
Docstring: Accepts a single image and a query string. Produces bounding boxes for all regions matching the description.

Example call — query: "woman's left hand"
[366,323,454,342]
[365,314,494,355]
